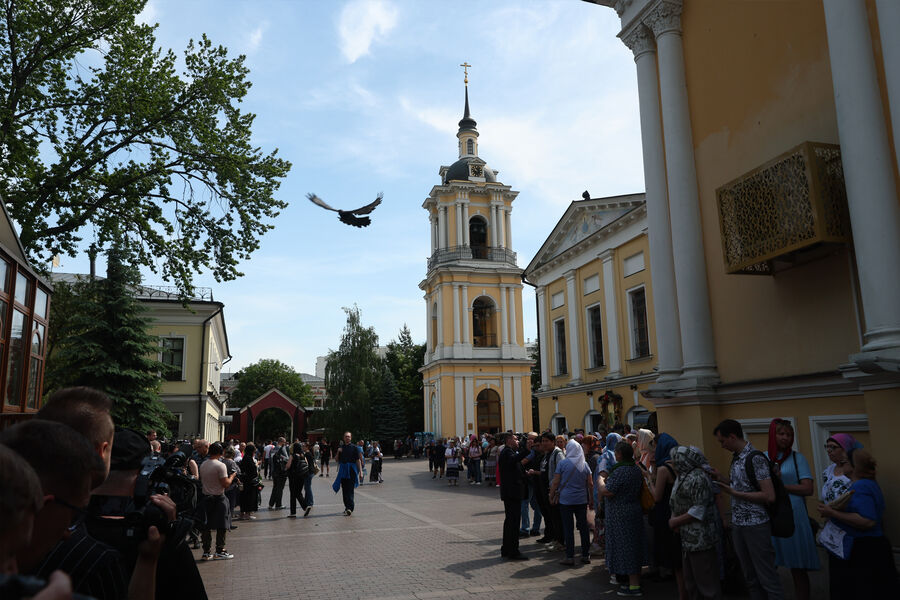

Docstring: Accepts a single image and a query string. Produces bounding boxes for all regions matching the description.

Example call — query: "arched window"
[467,138,474,155]
[473,297,497,347]
[469,216,488,259]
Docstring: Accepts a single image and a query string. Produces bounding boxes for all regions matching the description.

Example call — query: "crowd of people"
[424,419,897,598]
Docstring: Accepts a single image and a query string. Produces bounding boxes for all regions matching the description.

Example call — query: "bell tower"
[420,66,533,439]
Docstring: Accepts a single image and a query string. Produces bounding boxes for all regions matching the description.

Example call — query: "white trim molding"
[808,413,869,497]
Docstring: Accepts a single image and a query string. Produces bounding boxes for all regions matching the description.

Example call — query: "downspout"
[198,306,224,440]
[521,274,540,428]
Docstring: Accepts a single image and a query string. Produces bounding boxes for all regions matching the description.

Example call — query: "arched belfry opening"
[473,296,497,347]
[476,388,501,434]
[470,215,488,259]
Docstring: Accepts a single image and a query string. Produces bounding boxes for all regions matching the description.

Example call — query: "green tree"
[1,0,291,298]
[372,365,406,442]
[384,325,426,433]
[45,247,173,434]
[229,359,311,409]
[529,339,541,392]
[323,306,381,440]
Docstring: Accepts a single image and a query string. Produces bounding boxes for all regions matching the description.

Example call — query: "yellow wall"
[537,382,656,433]
[682,2,861,383]
[150,323,204,395]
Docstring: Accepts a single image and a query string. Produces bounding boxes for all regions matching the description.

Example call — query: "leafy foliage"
[529,338,541,392]
[0,0,291,297]
[44,247,173,434]
[383,324,425,433]
[372,365,406,442]
[323,306,381,440]
[229,358,311,409]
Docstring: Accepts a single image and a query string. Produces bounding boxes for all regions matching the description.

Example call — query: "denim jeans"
[520,498,531,532]
[559,503,590,559]
[471,460,482,483]
[304,473,314,506]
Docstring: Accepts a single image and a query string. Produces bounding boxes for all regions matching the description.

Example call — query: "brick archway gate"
[234,388,307,443]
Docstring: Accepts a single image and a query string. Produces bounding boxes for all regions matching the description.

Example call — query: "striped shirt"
[33,524,128,600]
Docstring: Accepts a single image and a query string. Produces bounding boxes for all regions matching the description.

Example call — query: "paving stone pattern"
[195,458,817,599]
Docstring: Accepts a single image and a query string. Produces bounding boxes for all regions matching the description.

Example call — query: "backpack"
[744,450,794,538]
[273,447,289,474]
[291,453,309,478]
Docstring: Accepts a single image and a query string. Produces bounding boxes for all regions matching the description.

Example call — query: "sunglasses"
[50,497,90,532]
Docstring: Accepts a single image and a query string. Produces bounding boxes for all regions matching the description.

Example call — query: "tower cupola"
[457,62,479,159]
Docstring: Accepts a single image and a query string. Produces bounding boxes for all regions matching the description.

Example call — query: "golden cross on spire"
[460,61,471,85]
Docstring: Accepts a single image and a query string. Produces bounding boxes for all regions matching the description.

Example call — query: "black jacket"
[498,444,530,501]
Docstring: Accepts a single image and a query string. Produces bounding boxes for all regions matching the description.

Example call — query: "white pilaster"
[490,203,499,247]
[537,287,551,390]
[500,284,510,351]
[513,376,524,432]
[824,0,900,358]
[622,23,683,382]
[429,215,436,254]
[455,201,463,247]
[503,377,513,432]
[876,0,900,181]
[462,201,470,246]
[436,285,444,353]
[452,283,461,350]
[600,250,622,377]
[434,379,441,435]
[508,286,519,348]
[504,208,512,248]
[564,270,582,384]
[454,376,464,438]
[647,2,718,382]
[425,294,433,355]
[438,206,448,249]
[461,284,471,358]
[466,376,475,435]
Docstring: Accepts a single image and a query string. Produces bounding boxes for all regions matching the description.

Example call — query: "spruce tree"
[47,247,173,434]
[373,366,407,442]
[384,325,426,433]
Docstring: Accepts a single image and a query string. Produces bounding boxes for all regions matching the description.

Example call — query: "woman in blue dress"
[765,418,819,600]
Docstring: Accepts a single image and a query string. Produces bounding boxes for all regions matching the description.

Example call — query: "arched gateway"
[476,388,502,434]
[232,388,307,442]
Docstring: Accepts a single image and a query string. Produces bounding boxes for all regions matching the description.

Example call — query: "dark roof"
[443,157,496,184]
[458,87,477,132]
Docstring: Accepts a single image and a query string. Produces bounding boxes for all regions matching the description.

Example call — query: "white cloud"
[338,0,398,63]
[246,23,267,53]
[136,0,158,25]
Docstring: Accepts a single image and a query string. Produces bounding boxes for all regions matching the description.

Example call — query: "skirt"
[446,461,460,480]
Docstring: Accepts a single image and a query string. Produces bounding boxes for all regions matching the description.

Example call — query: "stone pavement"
[194,458,817,599]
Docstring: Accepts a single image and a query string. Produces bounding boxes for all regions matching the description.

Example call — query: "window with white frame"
[551,291,565,309]
[583,274,600,295]
[586,304,604,368]
[554,318,567,375]
[623,251,645,277]
[161,336,186,381]
[627,287,650,358]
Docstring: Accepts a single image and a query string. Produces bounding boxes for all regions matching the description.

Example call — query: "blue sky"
[57,0,644,374]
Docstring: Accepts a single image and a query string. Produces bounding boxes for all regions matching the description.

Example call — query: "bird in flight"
[306,192,383,228]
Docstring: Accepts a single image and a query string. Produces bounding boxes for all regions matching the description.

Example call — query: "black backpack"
[744,450,794,538]
[291,453,309,478]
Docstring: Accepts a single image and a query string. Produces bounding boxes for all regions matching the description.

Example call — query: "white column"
[466,376,475,435]
[455,201,463,247]
[536,287,550,390]
[429,215,436,254]
[503,377,513,431]
[622,23,683,382]
[508,286,518,347]
[564,270,582,384]
[504,209,512,248]
[454,377,464,437]
[876,0,900,180]
[490,203,498,247]
[462,202,470,246]
[438,206,447,249]
[513,376,524,432]
[500,284,510,347]
[499,203,507,249]
[647,3,718,381]
[434,379,441,436]
[824,0,900,355]
[461,284,470,345]
[452,283,461,347]
[436,285,444,350]
[425,294,433,354]
[600,250,622,377]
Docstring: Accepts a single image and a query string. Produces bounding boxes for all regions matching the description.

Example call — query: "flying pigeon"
[306,192,383,228]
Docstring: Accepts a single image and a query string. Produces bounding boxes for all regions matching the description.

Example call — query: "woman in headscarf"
[600,440,648,597]
[764,419,819,600]
[668,445,722,600]
[821,433,858,504]
[637,428,656,471]
[548,439,594,566]
[650,433,685,599]
[818,449,898,596]
[594,432,623,561]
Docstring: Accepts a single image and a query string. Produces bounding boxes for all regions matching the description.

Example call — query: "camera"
[122,451,198,541]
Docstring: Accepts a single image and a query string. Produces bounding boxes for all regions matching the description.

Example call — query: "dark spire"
[458,86,477,132]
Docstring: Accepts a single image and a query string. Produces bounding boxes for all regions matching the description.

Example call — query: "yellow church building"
[579,0,900,545]
[420,77,532,439]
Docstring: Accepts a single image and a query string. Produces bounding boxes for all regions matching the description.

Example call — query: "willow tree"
[323,306,381,439]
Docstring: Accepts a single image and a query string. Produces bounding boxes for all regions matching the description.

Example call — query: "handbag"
[790,453,820,536]
[640,477,655,514]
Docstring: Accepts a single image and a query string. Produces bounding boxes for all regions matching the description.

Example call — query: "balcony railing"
[473,334,498,348]
[716,142,850,274]
[427,245,517,270]
[136,285,215,301]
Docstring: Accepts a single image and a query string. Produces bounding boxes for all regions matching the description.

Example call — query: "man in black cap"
[498,433,531,560]
[89,428,208,599]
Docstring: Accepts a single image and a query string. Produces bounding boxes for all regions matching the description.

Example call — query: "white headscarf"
[565,439,588,473]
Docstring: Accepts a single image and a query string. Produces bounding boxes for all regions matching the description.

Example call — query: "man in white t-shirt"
[263,441,275,479]
[199,443,236,560]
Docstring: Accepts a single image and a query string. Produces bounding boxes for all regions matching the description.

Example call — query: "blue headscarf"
[601,432,623,472]
[655,433,678,467]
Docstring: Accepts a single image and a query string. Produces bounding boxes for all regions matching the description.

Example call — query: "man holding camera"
[198,443,237,560]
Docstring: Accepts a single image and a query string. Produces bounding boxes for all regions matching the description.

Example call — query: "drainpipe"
[521,274,541,428]
[198,306,224,440]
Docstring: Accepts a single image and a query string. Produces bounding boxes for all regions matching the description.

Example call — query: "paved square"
[194,458,814,599]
